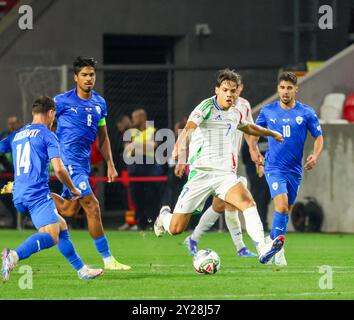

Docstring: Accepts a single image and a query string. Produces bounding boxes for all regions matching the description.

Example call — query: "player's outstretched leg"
[224,182,285,264]
[80,194,131,271]
[2,230,57,281]
[154,206,191,237]
[56,214,103,280]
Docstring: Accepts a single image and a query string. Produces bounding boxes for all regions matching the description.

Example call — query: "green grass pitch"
[1,230,354,300]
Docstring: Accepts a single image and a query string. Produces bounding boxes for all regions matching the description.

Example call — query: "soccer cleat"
[78,266,104,280]
[237,246,257,258]
[2,248,18,282]
[274,247,287,267]
[183,236,198,256]
[0,181,14,195]
[104,258,131,271]
[154,206,171,237]
[259,235,285,264]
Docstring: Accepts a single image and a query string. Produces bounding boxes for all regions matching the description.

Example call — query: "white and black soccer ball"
[193,249,221,274]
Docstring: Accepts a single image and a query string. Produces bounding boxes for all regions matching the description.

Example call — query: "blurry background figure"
[241,136,271,231]
[124,108,162,230]
[0,116,21,228]
[161,117,188,208]
[113,115,138,231]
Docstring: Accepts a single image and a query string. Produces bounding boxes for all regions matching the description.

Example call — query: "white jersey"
[234,97,254,173]
[187,96,248,173]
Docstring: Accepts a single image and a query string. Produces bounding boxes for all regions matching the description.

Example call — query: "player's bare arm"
[98,124,118,183]
[172,121,197,178]
[240,123,284,143]
[304,135,324,170]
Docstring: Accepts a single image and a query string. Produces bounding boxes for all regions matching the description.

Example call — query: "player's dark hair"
[216,69,240,87]
[73,56,97,74]
[278,72,297,85]
[32,96,56,114]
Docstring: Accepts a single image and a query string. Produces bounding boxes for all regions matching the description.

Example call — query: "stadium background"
[0,0,354,233]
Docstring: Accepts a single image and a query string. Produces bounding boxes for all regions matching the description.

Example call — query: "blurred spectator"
[124,108,162,230]
[241,136,271,231]
[0,115,21,228]
[115,115,132,172]
[161,117,188,208]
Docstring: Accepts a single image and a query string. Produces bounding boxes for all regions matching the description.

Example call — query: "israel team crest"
[296,116,303,125]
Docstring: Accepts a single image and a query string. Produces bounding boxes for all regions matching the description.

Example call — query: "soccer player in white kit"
[184,75,261,257]
[154,69,285,264]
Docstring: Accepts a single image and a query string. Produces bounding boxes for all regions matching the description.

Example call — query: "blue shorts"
[61,168,93,199]
[265,171,302,205]
[15,195,60,230]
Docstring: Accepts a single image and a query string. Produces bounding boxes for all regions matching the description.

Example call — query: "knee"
[276,205,289,213]
[242,199,257,211]
[212,202,225,214]
[169,223,184,235]
[82,197,100,217]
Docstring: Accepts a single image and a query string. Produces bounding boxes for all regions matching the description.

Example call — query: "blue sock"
[15,233,55,260]
[270,212,289,240]
[57,230,84,271]
[94,235,111,259]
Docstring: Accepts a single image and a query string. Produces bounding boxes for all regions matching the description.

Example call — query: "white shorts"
[173,170,244,214]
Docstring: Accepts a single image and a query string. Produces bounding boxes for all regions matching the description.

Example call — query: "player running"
[154,69,285,264]
[251,72,324,266]
[51,56,130,271]
[1,96,103,281]
[184,75,259,257]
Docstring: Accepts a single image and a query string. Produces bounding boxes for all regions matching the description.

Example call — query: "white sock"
[225,209,246,251]
[78,265,88,273]
[13,250,19,264]
[243,206,265,253]
[162,210,173,235]
[191,206,220,241]
[103,256,114,266]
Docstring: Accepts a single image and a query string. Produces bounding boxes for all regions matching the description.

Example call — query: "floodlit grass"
[1,230,354,300]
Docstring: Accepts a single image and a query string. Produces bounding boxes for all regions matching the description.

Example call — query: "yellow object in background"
[0,181,14,194]
[306,61,324,72]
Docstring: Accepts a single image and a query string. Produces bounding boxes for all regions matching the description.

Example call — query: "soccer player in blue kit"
[251,72,324,266]
[51,57,131,271]
[1,96,103,281]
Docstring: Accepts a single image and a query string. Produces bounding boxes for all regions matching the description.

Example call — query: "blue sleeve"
[101,99,108,119]
[256,108,267,128]
[45,132,61,159]
[0,134,14,153]
[54,95,65,117]
[306,108,322,138]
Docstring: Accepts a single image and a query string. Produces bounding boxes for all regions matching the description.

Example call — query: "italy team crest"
[296,116,303,125]
[272,182,278,191]
[96,106,101,115]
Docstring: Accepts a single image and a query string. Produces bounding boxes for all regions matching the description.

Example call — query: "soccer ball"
[193,249,221,274]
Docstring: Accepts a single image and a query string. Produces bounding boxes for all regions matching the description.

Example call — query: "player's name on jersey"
[13,129,41,142]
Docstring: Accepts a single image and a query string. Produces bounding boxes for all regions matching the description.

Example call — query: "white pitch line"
[46,290,354,300]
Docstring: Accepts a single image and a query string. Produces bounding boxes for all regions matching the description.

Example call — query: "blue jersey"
[256,101,322,176]
[0,124,60,204]
[54,88,107,174]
